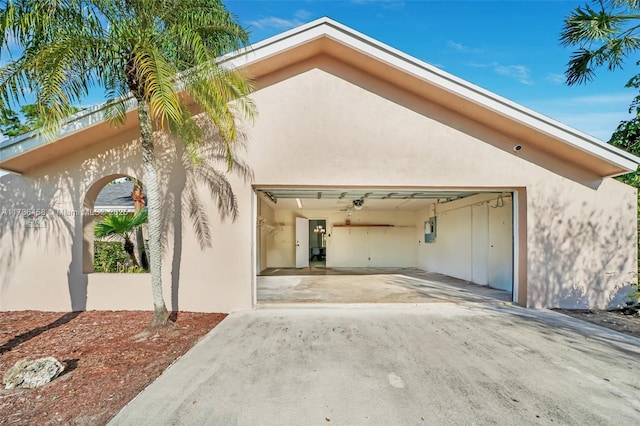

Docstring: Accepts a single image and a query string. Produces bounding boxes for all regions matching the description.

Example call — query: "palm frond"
[561,1,640,85]
[131,43,184,127]
[95,211,148,239]
[184,63,255,168]
[169,109,204,164]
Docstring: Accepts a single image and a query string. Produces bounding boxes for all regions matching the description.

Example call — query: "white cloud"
[351,0,405,10]
[248,10,311,30]
[447,40,484,54]
[294,10,312,20]
[546,73,565,85]
[468,62,532,85]
[467,61,495,68]
[495,65,533,85]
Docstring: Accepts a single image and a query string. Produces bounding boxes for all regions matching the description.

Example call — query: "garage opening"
[255,188,516,304]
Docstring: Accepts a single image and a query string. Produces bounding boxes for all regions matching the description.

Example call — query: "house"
[0,18,638,312]
[93,179,145,213]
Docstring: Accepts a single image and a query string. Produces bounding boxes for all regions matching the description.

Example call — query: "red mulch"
[0,311,226,425]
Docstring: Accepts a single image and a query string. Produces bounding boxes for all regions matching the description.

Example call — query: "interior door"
[295,217,309,268]
[472,203,489,285]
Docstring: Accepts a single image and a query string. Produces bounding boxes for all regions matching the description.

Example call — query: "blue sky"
[225,0,638,141]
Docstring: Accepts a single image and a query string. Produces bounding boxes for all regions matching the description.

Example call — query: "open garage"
[256,188,515,304]
[0,18,637,313]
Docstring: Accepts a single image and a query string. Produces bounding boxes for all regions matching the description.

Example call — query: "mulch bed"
[0,311,226,425]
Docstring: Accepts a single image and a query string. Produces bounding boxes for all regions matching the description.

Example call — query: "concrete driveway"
[110,304,640,425]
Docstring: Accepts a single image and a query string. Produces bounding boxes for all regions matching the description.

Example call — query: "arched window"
[82,174,148,273]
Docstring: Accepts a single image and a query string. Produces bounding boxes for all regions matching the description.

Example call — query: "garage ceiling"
[257,189,483,211]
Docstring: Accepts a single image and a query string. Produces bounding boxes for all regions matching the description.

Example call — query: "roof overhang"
[0,99,140,173]
[1,17,638,177]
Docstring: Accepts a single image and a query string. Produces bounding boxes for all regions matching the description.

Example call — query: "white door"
[295,217,309,268]
[472,203,489,285]
[489,200,513,291]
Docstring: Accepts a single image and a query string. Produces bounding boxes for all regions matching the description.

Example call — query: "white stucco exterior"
[0,19,638,312]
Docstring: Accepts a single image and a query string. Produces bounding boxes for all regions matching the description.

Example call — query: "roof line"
[1,17,638,174]
[225,17,639,172]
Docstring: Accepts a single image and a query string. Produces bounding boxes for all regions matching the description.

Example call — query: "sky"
[224,0,638,142]
[0,0,636,150]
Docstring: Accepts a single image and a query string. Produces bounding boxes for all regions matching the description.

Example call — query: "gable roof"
[0,17,638,177]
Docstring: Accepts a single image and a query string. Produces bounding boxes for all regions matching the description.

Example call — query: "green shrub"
[94,241,145,273]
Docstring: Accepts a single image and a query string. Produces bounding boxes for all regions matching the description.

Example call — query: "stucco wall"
[0,126,253,313]
[0,61,637,312]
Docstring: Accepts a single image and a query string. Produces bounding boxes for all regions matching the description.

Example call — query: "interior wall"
[329,226,416,267]
[262,207,417,268]
[417,194,513,290]
[422,206,473,281]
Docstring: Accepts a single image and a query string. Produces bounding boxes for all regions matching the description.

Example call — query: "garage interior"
[256,188,514,304]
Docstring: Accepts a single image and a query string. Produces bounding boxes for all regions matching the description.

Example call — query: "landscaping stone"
[3,357,65,389]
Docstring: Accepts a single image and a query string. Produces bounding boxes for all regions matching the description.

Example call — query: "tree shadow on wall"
[0,113,253,312]
[0,136,145,311]
[156,114,253,315]
[0,172,81,308]
[529,193,636,309]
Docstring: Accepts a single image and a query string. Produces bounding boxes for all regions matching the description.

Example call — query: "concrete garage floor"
[258,268,512,304]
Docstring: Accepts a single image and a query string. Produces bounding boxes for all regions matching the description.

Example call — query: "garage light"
[296,198,303,209]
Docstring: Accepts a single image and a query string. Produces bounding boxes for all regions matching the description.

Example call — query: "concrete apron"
[257,269,512,305]
[109,305,640,426]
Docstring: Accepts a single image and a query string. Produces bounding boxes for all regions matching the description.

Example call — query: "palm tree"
[0,0,255,327]
[95,211,148,269]
[561,0,640,86]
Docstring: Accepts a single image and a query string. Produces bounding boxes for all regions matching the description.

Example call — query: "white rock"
[3,357,65,390]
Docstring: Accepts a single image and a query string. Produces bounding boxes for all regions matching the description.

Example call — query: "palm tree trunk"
[132,179,149,270]
[123,235,140,269]
[138,99,169,328]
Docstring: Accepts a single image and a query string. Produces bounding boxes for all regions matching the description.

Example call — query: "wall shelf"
[333,224,394,227]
